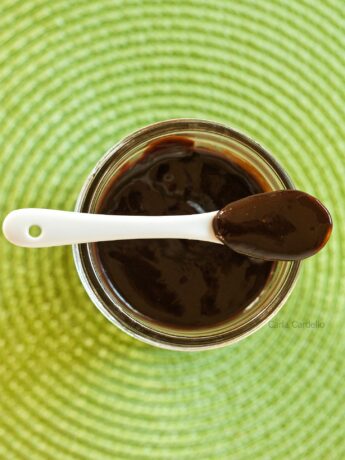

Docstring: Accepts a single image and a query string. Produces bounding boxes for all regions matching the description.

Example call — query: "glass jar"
[73,119,300,351]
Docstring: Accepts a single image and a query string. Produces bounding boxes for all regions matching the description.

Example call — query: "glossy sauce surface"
[214,191,332,260]
[96,138,273,328]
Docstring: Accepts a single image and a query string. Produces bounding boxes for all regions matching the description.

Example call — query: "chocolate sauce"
[96,138,273,328]
[214,190,332,261]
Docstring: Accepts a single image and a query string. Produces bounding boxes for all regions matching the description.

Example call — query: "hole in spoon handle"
[3,209,52,247]
[2,209,105,248]
[28,225,42,238]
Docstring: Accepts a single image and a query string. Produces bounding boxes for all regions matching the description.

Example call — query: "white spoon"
[2,208,221,248]
[2,191,332,260]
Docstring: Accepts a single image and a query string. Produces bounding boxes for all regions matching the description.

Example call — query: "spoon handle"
[2,208,220,248]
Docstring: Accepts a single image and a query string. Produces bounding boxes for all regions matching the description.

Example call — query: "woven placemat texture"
[1,1,344,459]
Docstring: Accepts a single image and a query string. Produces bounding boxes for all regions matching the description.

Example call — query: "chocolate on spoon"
[213,190,332,261]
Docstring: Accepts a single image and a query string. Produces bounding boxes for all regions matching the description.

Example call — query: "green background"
[1,1,344,458]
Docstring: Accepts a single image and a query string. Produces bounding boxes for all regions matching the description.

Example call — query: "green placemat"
[1,1,344,459]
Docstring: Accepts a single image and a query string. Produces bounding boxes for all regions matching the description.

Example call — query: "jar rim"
[73,119,300,351]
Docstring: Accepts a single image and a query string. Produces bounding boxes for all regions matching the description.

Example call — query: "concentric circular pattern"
[1,1,344,458]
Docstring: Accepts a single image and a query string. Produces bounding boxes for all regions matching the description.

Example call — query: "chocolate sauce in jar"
[96,138,273,329]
